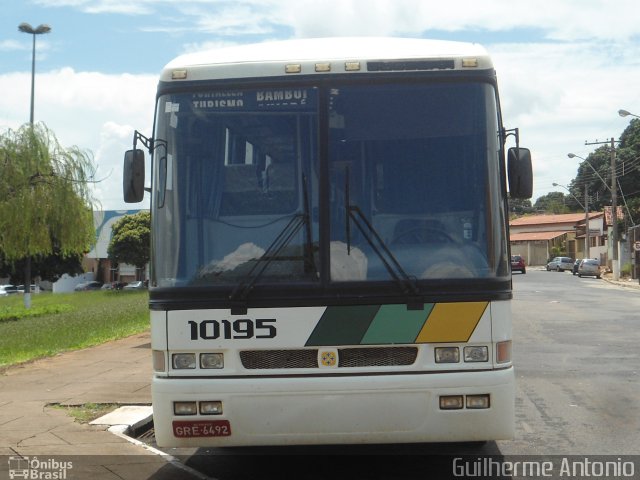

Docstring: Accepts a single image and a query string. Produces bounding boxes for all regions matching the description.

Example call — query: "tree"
[107,211,151,279]
[0,123,97,304]
[0,248,84,284]
[533,192,573,214]
[507,196,534,217]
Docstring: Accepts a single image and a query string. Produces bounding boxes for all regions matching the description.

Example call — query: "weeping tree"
[0,123,98,306]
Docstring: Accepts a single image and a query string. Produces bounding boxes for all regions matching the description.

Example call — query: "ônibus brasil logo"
[8,456,73,479]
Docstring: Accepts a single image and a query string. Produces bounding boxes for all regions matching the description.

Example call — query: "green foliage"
[52,403,120,423]
[0,123,98,260]
[0,303,73,323]
[534,192,573,214]
[0,249,84,284]
[107,211,151,269]
[507,196,534,217]
[0,290,148,368]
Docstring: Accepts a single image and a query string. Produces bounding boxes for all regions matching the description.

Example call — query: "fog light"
[435,347,460,363]
[466,394,490,409]
[440,395,464,410]
[464,346,488,362]
[174,401,197,416]
[200,401,223,415]
[172,353,196,369]
[496,340,512,364]
[200,353,224,369]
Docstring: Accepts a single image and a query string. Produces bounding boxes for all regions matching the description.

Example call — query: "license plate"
[173,420,231,438]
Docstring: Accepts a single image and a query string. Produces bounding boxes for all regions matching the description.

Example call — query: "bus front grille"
[240,347,418,369]
[338,346,418,367]
[240,349,319,369]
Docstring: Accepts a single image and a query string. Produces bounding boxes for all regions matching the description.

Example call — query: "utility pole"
[585,138,620,280]
[585,183,590,258]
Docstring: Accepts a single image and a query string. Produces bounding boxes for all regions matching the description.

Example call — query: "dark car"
[572,259,582,275]
[74,281,102,291]
[510,255,526,274]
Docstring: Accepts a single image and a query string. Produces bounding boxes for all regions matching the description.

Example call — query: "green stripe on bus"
[305,305,380,346]
[360,303,434,345]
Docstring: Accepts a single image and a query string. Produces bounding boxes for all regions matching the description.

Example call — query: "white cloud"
[32,0,157,15]
[0,40,25,51]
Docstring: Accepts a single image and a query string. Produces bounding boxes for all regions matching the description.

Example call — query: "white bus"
[124,37,532,447]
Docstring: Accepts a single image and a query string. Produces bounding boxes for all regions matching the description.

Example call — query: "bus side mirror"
[123,149,145,203]
[507,147,533,199]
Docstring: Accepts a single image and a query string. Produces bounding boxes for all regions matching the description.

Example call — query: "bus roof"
[161,37,493,83]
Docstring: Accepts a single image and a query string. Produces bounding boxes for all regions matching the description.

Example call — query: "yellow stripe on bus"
[415,301,488,343]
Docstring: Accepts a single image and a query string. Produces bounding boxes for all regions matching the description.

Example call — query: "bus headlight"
[464,346,488,362]
[172,353,196,369]
[200,353,224,369]
[435,347,459,363]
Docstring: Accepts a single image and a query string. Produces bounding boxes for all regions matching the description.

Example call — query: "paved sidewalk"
[0,332,201,480]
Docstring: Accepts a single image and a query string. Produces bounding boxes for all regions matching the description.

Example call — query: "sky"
[2,0,640,211]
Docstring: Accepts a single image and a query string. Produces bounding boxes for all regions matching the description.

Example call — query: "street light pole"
[619,109,640,119]
[18,23,51,125]
[569,147,620,280]
[18,22,51,309]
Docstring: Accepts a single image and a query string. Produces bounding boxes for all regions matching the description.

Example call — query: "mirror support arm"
[134,130,155,154]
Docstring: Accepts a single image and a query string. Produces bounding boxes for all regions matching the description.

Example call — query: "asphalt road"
[500,269,640,456]
[154,270,640,478]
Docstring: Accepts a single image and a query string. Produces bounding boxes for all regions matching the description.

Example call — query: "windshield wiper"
[229,213,306,302]
[229,174,317,303]
[345,167,420,297]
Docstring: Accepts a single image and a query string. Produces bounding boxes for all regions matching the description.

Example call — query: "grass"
[51,402,120,423]
[0,290,149,369]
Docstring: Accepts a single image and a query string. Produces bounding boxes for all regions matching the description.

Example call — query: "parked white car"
[546,256,574,272]
[0,285,18,296]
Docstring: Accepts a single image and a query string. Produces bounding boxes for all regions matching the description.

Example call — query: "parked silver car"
[546,256,574,272]
[578,259,601,278]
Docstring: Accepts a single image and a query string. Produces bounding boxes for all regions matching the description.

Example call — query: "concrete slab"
[90,405,153,431]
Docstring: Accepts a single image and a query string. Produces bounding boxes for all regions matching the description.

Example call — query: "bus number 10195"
[188,319,277,340]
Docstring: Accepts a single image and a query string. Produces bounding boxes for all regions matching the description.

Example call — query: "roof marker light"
[344,61,361,71]
[171,69,188,80]
[461,58,479,68]
[315,63,331,72]
[285,64,302,74]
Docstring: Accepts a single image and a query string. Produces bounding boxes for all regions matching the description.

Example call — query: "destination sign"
[191,88,317,112]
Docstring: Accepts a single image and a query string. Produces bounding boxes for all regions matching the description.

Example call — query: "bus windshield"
[151,81,509,289]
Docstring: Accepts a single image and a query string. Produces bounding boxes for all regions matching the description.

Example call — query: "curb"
[92,406,214,480]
